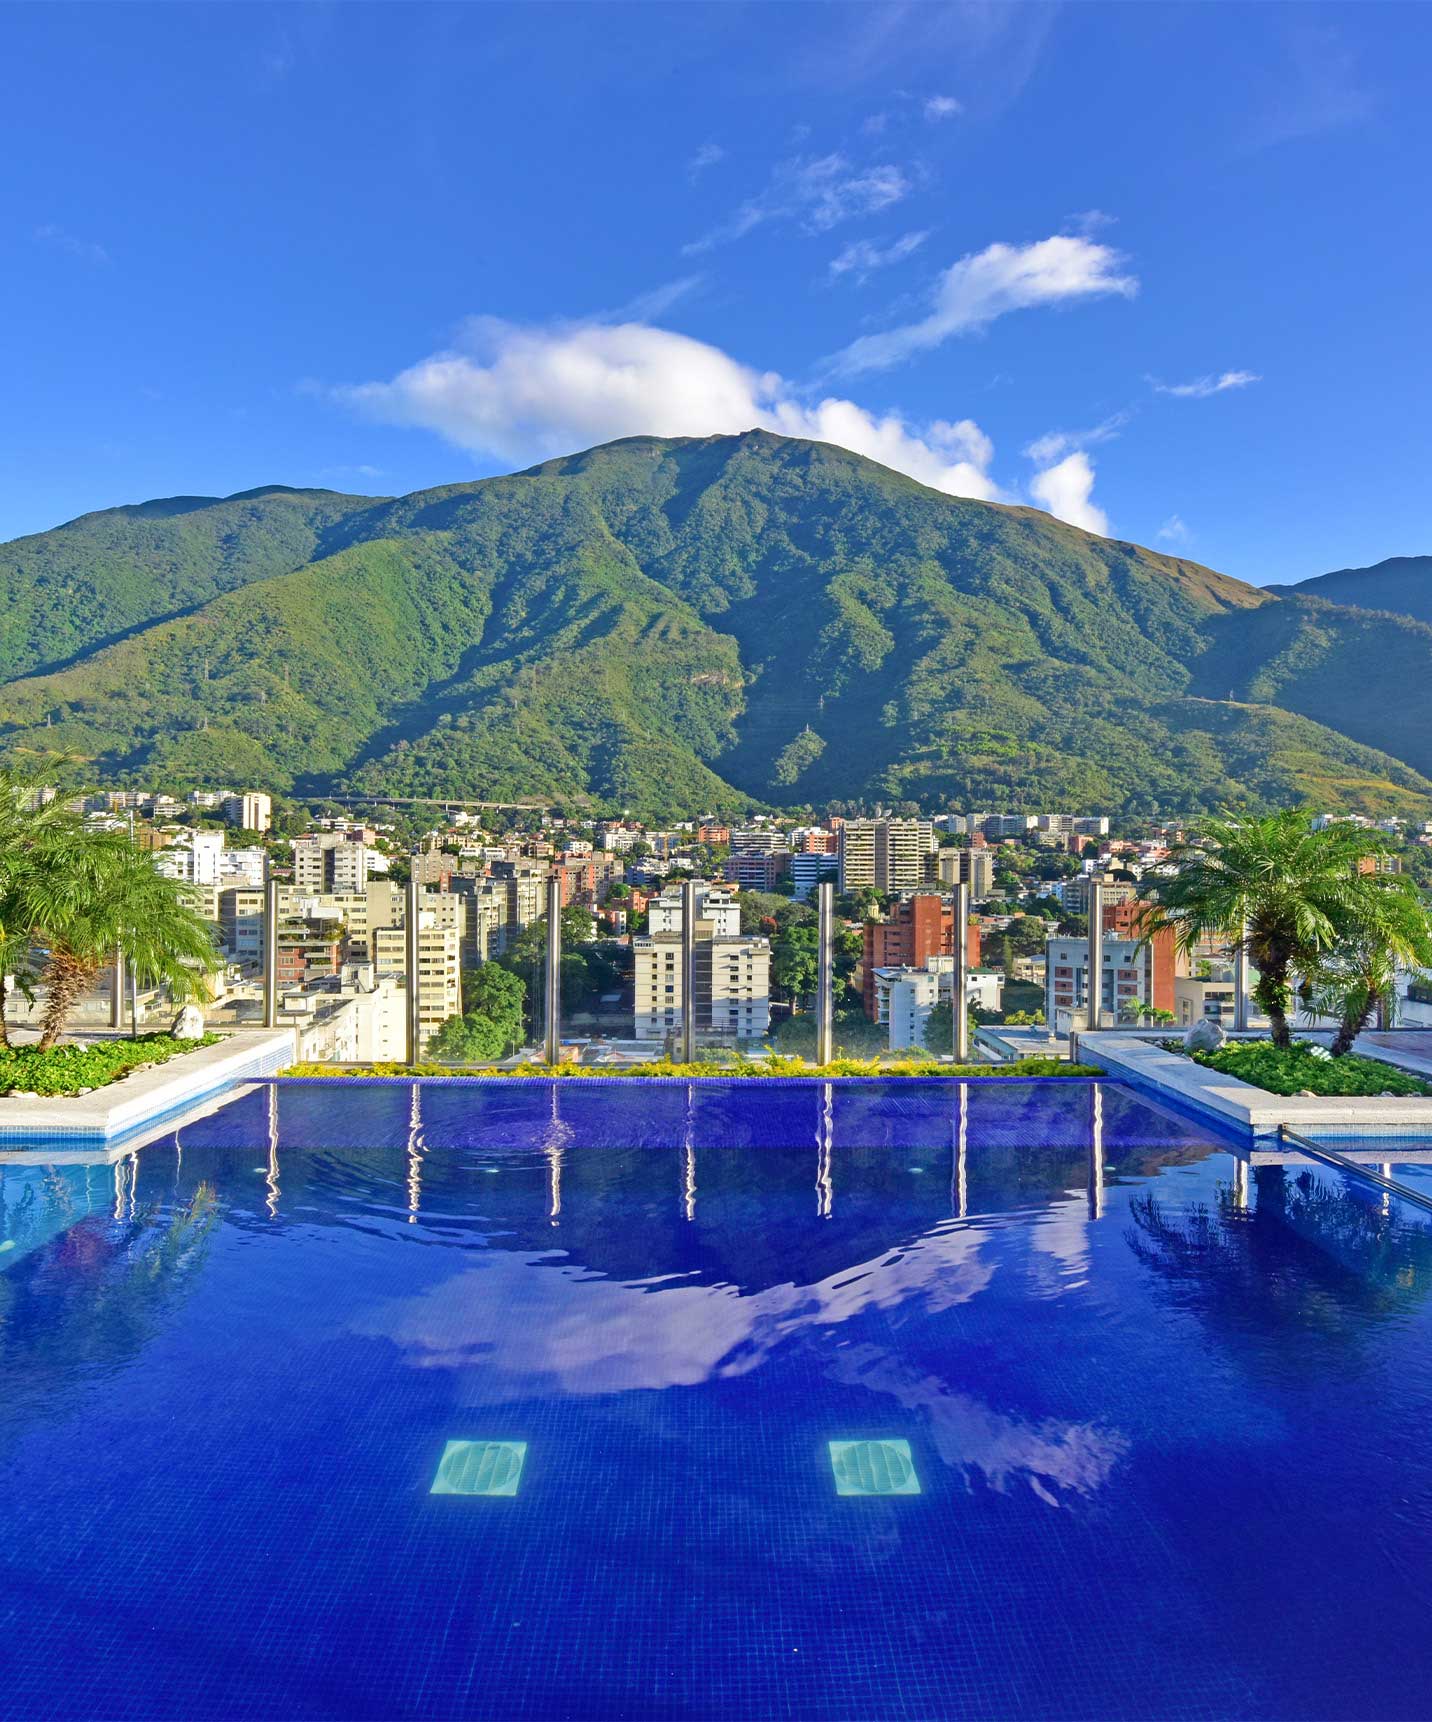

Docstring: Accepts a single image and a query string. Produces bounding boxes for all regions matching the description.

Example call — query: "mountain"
[3,431,1432,819]
[1268,555,1432,628]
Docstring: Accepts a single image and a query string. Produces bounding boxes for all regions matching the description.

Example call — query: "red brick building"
[861,896,983,1019]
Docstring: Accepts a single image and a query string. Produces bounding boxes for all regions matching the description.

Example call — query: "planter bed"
[1178,1038,1432,1099]
[0,1033,219,1098]
[286,1055,1099,1081]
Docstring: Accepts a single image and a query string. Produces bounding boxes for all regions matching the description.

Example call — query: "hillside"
[2,431,1431,818]
[1269,555,1432,628]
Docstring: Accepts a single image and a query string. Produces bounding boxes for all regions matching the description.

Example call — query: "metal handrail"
[1276,1123,1432,1216]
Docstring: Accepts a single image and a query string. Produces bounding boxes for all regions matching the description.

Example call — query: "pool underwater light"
[431,1440,528,1496]
[828,1439,921,1496]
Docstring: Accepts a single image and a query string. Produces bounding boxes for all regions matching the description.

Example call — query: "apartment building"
[838,819,935,893]
[490,858,549,934]
[1045,910,1175,1027]
[633,884,769,1042]
[931,845,996,899]
[223,791,272,832]
[723,849,791,893]
[373,916,463,1051]
[449,875,511,962]
[861,894,981,1019]
[789,850,839,901]
[873,959,1006,1051]
[293,833,371,894]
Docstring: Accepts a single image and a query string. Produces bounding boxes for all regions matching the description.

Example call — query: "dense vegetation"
[4,432,1432,817]
[0,1032,220,1097]
[1183,1040,1432,1098]
[286,1056,1097,1080]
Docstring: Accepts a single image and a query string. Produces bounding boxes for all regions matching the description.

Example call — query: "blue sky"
[3,1,1428,584]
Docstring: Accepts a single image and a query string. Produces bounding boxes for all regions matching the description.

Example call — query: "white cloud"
[687,141,724,179]
[1029,452,1108,536]
[1023,410,1130,467]
[828,230,928,282]
[606,274,705,320]
[337,316,1004,502]
[684,153,912,254]
[1151,369,1260,399]
[35,223,110,266]
[924,94,962,120]
[1157,514,1190,544]
[829,235,1137,374]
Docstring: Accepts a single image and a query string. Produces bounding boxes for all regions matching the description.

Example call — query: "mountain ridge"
[1,430,1429,818]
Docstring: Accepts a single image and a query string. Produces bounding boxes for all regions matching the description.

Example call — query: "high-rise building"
[931,846,996,899]
[373,915,464,1052]
[633,884,769,1042]
[449,875,511,962]
[861,894,981,1019]
[838,819,934,892]
[223,791,272,833]
[293,833,371,894]
[1044,903,1174,1027]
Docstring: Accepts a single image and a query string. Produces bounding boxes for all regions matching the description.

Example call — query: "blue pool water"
[4,1077,1432,1720]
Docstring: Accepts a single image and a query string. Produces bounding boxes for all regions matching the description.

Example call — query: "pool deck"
[1077,1031,1432,1156]
[0,1028,296,1153]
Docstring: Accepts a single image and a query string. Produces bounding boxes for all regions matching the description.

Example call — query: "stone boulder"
[170,1003,206,1040]
[1183,1017,1227,1053]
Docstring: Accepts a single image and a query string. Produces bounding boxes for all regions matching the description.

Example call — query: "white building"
[154,829,225,887]
[1045,934,1159,1031]
[373,914,463,1052]
[224,791,272,833]
[634,884,769,1043]
[872,958,1005,1051]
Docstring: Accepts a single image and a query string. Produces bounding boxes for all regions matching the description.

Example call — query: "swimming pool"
[3,1077,1432,1720]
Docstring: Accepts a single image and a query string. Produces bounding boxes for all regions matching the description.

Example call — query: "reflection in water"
[1088,1084,1104,1221]
[827,1343,1128,1505]
[816,1081,833,1219]
[952,1083,968,1220]
[1128,1166,1432,1359]
[267,1084,282,1220]
[359,1217,995,1396]
[0,1182,220,1430]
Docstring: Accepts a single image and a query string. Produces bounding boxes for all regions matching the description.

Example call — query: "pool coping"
[0,1029,296,1148]
[1075,1032,1432,1144]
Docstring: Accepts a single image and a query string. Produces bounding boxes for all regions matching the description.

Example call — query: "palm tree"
[0,774,89,1047]
[1304,873,1432,1055]
[11,828,219,1050]
[1139,810,1386,1049]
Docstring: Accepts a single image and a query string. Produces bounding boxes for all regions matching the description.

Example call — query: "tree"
[0,775,86,1047]
[1305,875,1432,1055]
[9,829,219,1050]
[771,923,819,1009]
[436,964,527,1061]
[1140,811,1390,1049]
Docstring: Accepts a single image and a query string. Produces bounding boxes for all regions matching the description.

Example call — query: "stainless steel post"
[1086,876,1105,1031]
[680,877,697,1065]
[952,881,971,1063]
[110,947,125,1031]
[262,876,279,1029]
[815,881,834,1066]
[544,875,562,1066]
[406,873,423,1066]
[1233,918,1250,1032]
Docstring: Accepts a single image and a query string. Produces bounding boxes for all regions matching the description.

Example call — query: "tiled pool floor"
[3,1079,1432,1719]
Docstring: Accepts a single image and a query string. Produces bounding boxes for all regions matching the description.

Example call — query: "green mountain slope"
[0,485,379,683]
[1,431,1430,818]
[1268,555,1432,627]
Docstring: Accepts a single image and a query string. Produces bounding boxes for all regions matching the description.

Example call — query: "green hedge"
[0,1033,221,1098]
[1182,1039,1432,1098]
[286,1055,1096,1081]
